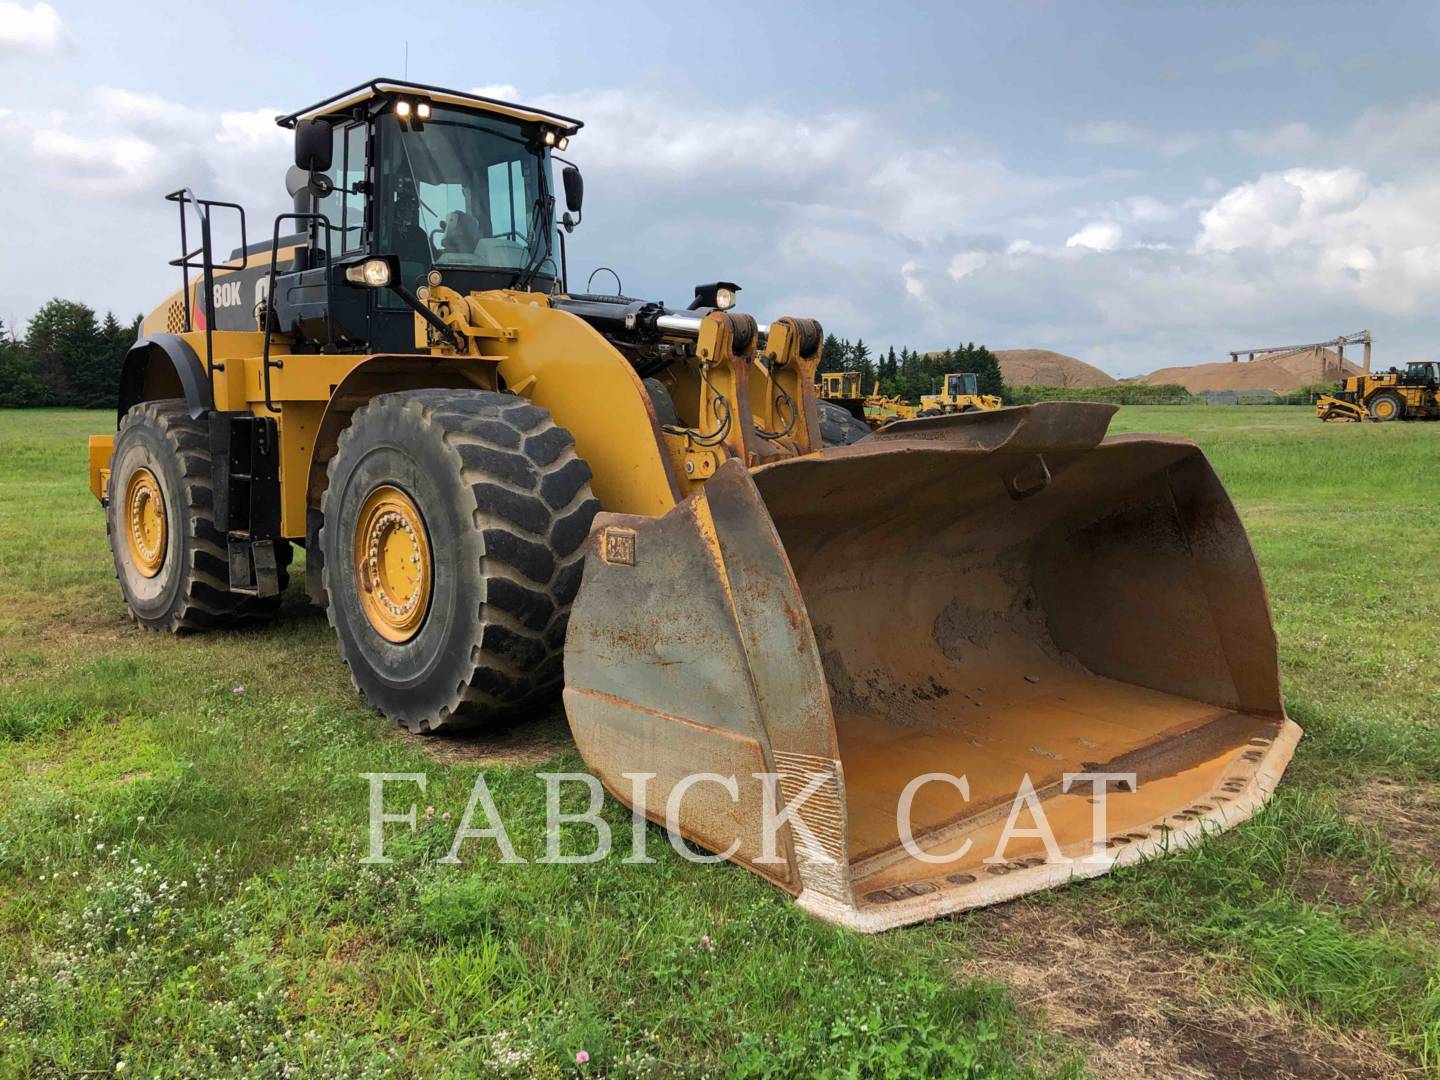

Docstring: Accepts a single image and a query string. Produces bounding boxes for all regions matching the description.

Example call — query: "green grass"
[0,406,1438,1077]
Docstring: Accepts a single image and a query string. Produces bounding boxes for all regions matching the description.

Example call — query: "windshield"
[377,105,552,291]
[947,374,978,396]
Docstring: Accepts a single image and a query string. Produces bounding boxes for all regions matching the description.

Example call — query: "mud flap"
[563,403,1301,931]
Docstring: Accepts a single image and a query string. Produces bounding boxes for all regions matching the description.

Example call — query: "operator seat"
[441,210,481,255]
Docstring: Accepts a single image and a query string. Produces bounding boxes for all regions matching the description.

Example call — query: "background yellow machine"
[917,372,1003,415]
[1315,361,1440,421]
[87,78,1299,930]
[814,371,872,443]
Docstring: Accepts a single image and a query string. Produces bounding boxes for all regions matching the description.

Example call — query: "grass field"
[0,406,1437,1078]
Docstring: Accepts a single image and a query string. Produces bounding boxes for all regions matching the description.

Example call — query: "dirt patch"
[404,701,577,768]
[1343,778,1440,867]
[959,900,1406,1079]
[1291,857,1377,912]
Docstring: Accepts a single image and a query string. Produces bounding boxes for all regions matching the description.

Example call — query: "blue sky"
[2,0,1438,375]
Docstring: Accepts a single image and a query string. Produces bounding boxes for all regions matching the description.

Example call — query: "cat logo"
[211,280,244,308]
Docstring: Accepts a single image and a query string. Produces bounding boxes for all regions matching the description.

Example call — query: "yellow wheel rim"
[124,467,167,578]
[1373,398,1397,419]
[354,484,432,642]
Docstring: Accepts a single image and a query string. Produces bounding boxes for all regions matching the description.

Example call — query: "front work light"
[395,100,412,119]
[345,258,393,288]
[543,130,557,147]
[416,101,431,120]
[688,281,742,311]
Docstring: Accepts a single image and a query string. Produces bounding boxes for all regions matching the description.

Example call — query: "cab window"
[376,105,549,294]
[947,374,977,396]
[313,122,369,255]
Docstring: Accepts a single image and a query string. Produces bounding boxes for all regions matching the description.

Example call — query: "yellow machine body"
[919,372,1003,415]
[88,79,1300,931]
[1316,362,1440,422]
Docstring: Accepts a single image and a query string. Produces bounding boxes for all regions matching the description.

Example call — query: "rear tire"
[320,390,600,733]
[1368,392,1404,421]
[817,400,870,446]
[107,400,288,632]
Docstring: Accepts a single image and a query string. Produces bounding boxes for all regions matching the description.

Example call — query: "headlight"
[345,258,393,288]
[395,100,412,119]
[543,130,557,147]
[415,101,431,120]
[557,135,569,150]
[688,281,742,311]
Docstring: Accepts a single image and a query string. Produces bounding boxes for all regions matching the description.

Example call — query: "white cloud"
[0,1,64,52]
[947,251,988,280]
[472,84,522,102]
[1119,195,1175,224]
[12,85,291,205]
[1066,120,1198,158]
[1191,165,1440,313]
[900,260,928,301]
[1351,98,1440,164]
[1196,167,1369,253]
[1066,222,1123,251]
[1231,120,1321,158]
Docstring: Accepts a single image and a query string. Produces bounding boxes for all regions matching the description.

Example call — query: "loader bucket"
[563,402,1300,931]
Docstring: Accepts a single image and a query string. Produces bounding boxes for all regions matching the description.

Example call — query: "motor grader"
[1315,361,1440,421]
[88,79,1299,930]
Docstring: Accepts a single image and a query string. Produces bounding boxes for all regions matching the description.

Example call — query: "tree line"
[0,300,142,408]
[817,334,1007,402]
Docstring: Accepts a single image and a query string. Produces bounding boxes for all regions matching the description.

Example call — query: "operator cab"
[945,373,978,397]
[1404,361,1439,386]
[268,79,584,353]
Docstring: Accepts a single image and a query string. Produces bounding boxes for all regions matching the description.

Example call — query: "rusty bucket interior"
[564,403,1300,930]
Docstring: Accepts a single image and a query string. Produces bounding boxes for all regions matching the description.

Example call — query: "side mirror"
[294,119,332,173]
[562,165,583,214]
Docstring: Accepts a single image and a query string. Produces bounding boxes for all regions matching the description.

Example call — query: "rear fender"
[117,334,213,423]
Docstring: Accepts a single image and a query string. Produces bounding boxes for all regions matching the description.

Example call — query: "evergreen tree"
[0,319,45,407]
[849,338,873,390]
[969,343,1006,400]
[72,311,133,409]
[25,299,102,407]
[818,333,846,376]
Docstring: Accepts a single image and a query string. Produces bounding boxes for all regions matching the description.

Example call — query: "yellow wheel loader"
[917,372,1003,416]
[1315,361,1440,421]
[815,370,872,444]
[88,79,1299,930]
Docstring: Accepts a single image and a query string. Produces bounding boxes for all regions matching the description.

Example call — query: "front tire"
[320,390,600,733]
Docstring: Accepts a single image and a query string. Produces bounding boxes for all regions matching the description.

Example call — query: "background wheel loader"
[1315,361,1440,421]
[916,372,1003,416]
[815,371,872,444]
[87,78,1300,930]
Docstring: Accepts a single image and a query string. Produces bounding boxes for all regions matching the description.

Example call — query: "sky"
[2,0,1439,376]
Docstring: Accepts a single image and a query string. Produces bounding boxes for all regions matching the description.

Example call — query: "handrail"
[260,212,334,414]
[165,189,248,380]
